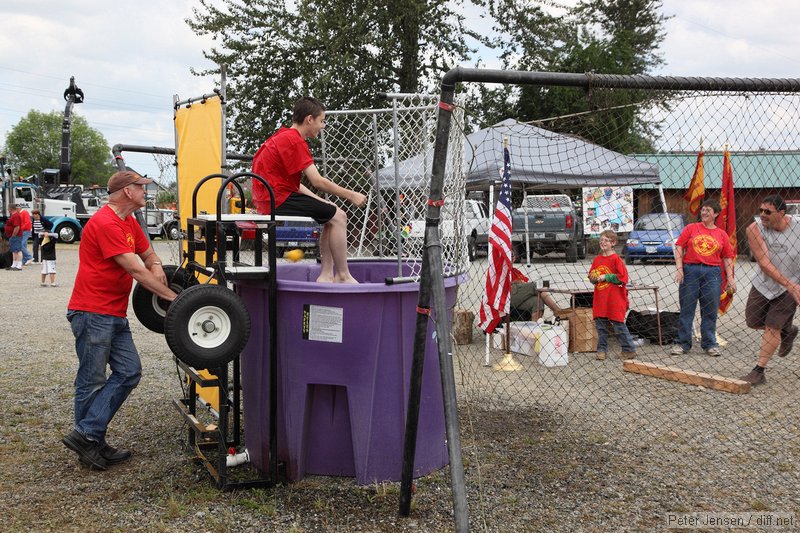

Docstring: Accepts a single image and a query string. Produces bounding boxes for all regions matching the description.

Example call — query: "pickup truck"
[235,216,321,258]
[273,219,321,258]
[405,198,490,261]
[144,200,180,240]
[511,194,585,263]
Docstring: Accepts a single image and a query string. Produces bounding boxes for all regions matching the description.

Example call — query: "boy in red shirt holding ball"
[588,230,637,360]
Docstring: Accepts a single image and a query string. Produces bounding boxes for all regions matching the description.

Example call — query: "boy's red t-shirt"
[68,206,149,317]
[251,127,314,212]
[589,253,629,322]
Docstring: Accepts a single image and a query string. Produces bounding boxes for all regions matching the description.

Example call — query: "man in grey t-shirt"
[740,195,800,385]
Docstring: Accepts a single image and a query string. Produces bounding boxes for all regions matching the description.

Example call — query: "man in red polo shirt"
[62,170,178,470]
[251,97,366,283]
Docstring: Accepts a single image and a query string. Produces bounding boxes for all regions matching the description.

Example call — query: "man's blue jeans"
[676,263,722,351]
[21,230,32,263]
[67,310,142,445]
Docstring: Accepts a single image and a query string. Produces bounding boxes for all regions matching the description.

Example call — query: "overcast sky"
[2,0,800,180]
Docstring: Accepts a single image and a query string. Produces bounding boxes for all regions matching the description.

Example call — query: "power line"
[0,64,173,99]
[0,82,169,111]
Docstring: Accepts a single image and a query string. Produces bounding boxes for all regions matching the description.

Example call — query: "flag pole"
[492,136,522,372]
[715,143,737,347]
[493,316,522,371]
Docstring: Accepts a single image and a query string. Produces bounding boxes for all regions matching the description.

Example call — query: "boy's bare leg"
[315,209,357,284]
[317,226,334,282]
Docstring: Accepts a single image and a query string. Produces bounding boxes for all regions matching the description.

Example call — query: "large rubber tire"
[164,284,251,370]
[468,233,477,262]
[132,265,197,333]
[55,223,79,244]
[165,222,181,240]
[577,239,586,260]
[566,241,578,263]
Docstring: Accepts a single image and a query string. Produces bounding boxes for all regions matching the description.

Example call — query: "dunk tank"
[238,95,470,484]
[120,93,472,485]
[239,261,463,483]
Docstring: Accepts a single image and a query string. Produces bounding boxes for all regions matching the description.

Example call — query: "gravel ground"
[1,242,799,532]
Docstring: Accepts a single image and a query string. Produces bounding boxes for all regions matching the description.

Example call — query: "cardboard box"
[567,308,598,352]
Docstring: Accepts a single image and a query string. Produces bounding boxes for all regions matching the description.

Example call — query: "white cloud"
[2,0,800,179]
[657,0,800,77]
[0,0,217,178]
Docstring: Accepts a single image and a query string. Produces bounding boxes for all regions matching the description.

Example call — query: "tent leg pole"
[657,184,678,261]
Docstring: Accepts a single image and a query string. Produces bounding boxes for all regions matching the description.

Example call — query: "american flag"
[479,147,514,332]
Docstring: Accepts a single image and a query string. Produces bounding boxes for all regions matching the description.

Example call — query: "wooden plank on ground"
[622,359,751,394]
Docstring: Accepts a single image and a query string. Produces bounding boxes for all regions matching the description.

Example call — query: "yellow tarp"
[175,96,223,229]
[174,96,224,402]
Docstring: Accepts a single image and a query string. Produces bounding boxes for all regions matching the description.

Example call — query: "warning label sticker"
[302,304,343,343]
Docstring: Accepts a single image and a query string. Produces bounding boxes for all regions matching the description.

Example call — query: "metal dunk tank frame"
[113,80,283,489]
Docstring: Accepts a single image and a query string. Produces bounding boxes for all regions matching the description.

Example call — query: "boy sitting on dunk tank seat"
[251,97,366,283]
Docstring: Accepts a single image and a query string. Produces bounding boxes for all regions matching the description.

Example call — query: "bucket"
[537,324,569,367]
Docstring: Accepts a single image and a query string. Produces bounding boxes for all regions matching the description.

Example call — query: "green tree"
[4,110,114,184]
[475,0,668,153]
[187,0,477,153]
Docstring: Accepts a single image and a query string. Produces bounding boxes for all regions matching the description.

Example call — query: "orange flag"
[684,150,705,215]
[717,149,736,315]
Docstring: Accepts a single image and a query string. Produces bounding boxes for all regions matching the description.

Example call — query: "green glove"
[604,273,621,284]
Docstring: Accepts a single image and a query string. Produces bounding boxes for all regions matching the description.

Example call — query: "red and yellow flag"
[684,150,705,215]
[717,149,736,315]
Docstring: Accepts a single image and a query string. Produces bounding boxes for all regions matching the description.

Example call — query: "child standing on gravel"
[588,229,636,360]
[39,229,58,287]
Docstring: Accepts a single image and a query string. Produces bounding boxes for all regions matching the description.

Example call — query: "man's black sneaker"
[62,430,108,470]
[739,369,766,386]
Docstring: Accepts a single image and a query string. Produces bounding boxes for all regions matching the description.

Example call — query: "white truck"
[405,198,490,261]
[0,168,84,244]
[144,199,180,240]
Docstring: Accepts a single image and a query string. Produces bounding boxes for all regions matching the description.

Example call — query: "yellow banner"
[175,96,223,227]
[684,151,705,216]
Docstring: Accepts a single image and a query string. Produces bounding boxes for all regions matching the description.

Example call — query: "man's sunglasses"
[758,208,777,215]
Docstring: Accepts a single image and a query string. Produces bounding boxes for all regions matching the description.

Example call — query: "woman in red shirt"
[672,200,736,356]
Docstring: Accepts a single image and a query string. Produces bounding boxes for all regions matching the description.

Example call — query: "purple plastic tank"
[238,260,463,485]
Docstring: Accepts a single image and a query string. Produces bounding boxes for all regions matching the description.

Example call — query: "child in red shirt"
[588,230,637,360]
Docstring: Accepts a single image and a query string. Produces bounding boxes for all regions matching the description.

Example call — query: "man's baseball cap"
[107,171,153,194]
